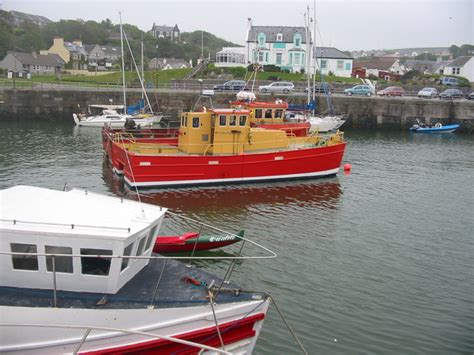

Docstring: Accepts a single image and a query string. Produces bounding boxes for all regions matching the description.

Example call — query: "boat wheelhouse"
[0,185,271,353]
[106,107,346,187]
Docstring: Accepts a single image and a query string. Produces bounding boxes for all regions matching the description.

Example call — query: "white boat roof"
[0,186,166,239]
[89,104,124,110]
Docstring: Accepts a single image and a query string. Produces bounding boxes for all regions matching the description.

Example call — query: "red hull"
[154,232,241,253]
[82,313,265,354]
[120,142,346,187]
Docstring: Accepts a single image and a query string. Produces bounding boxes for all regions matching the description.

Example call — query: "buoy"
[343,163,352,171]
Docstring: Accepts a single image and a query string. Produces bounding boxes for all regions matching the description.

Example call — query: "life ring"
[435,122,441,128]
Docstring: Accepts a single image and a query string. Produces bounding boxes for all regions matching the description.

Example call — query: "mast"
[305,7,311,106]
[119,12,127,113]
[312,0,316,108]
[141,35,144,101]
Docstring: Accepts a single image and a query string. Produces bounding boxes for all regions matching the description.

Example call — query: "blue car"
[344,85,374,96]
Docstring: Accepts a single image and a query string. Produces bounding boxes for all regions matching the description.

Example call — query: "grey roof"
[315,47,351,59]
[64,42,87,56]
[247,26,308,43]
[404,59,438,72]
[446,56,473,67]
[9,10,52,25]
[83,44,95,54]
[151,24,179,32]
[12,52,64,66]
[98,45,121,56]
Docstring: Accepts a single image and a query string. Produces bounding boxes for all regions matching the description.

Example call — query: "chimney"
[53,37,64,46]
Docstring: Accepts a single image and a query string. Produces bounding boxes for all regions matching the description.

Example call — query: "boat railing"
[1,323,233,354]
[0,218,133,233]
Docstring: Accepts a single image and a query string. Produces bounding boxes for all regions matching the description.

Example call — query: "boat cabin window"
[275,109,284,118]
[192,117,200,128]
[229,115,237,126]
[121,242,134,271]
[81,248,112,276]
[181,116,187,127]
[10,243,38,271]
[136,234,147,256]
[45,245,73,273]
[265,109,272,119]
[255,109,263,119]
[239,115,247,126]
[145,226,157,251]
[219,115,227,126]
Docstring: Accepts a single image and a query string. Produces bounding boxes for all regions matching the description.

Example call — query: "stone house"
[150,23,180,42]
[85,44,121,70]
[0,51,64,75]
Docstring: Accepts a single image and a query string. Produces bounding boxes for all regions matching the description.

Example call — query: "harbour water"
[0,121,473,354]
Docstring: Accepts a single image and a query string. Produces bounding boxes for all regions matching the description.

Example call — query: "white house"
[215,47,246,68]
[246,25,309,73]
[315,47,353,78]
[443,56,474,82]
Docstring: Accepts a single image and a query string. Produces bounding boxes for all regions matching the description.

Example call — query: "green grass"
[247,71,361,84]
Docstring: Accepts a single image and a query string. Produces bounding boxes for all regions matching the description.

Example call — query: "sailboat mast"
[305,8,311,106]
[119,12,127,113]
[141,35,144,101]
[312,0,316,106]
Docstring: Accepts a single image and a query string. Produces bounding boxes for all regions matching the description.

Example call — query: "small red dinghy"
[154,230,244,253]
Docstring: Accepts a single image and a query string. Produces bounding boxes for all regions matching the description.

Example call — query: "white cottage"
[246,25,309,73]
[443,56,474,82]
[315,47,353,78]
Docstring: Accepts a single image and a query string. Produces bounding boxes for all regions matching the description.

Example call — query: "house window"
[239,115,247,126]
[192,117,200,128]
[258,52,264,62]
[337,60,344,70]
[276,53,282,65]
[45,245,73,273]
[219,115,227,126]
[276,33,283,42]
[265,52,269,62]
[294,34,302,48]
[121,242,134,271]
[81,248,112,276]
[294,53,301,65]
[11,243,38,271]
[345,62,352,71]
[229,115,237,126]
[258,33,266,46]
[289,53,293,65]
[321,60,327,69]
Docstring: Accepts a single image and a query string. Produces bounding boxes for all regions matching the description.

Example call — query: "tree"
[414,53,437,61]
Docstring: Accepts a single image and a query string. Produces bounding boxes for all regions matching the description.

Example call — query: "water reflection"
[102,160,343,214]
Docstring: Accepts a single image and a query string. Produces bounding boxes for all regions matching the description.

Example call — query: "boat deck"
[0,257,262,310]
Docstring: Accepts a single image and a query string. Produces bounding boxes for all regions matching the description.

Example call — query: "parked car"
[439,88,464,99]
[467,92,474,100]
[258,81,295,94]
[377,86,405,96]
[439,76,459,86]
[344,85,374,96]
[305,82,333,94]
[418,87,438,98]
[213,80,247,92]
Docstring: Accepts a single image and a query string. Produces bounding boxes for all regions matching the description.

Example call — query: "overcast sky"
[3,0,473,51]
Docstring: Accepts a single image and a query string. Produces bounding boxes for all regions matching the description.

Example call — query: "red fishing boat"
[106,107,346,188]
[154,230,244,253]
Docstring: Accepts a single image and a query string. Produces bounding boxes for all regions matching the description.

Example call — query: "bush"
[228,66,246,78]
[263,64,280,72]
[268,75,280,81]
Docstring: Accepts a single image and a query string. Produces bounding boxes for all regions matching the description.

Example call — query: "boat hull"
[121,142,346,187]
[409,124,460,133]
[0,300,269,354]
[155,232,242,253]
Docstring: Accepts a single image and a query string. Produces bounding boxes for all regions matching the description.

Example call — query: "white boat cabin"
[0,186,166,294]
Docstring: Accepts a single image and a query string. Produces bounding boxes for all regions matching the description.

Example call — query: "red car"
[377,86,405,96]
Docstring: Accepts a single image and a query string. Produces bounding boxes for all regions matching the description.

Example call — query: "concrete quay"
[0,88,473,132]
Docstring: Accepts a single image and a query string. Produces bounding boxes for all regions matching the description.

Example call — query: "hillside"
[0,11,239,63]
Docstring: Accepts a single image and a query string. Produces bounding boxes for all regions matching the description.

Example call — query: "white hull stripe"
[124,167,340,187]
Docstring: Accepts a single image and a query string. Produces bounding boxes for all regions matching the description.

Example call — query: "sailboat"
[304,5,346,133]
[73,14,159,128]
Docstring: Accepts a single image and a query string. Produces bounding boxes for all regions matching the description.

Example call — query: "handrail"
[0,218,132,233]
[0,323,233,354]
